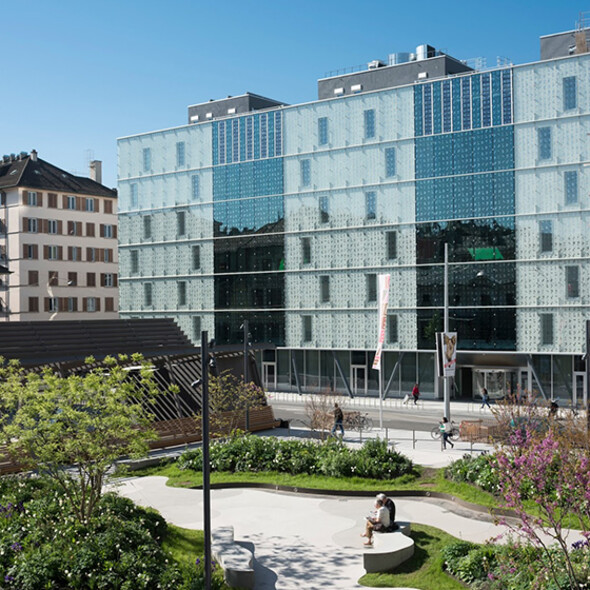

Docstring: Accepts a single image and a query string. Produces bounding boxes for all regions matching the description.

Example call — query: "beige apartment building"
[0,150,118,320]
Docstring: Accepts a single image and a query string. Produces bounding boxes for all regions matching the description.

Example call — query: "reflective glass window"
[481,74,491,127]
[192,175,200,201]
[318,117,328,146]
[461,77,471,130]
[540,220,552,252]
[433,82,442,134]
[365,191,376,220]
[423,85,432,135]
[130,184,138,209]
[301,237,311,264]
[502,69,512,124]
[386,231,397,259]
[130,250,139,274]
[385,147,396,177]
[367,274,377,302]
[143,216,151,239]
[320,276,330,302]
[178,281,187,306]
[563,76,577,110]
[192,245,201,270]
[300,159,311,187]
[564,171,578,204]
[387,314,398,343]
[143,148,151,172]
[541,313,554,345]
[144,283,153,306]
[364,109,376,139]
[176,141,186,167]
[537,127,552,160]
[303,315,312,342]
[566,266,579,298]
[442,81,452,133]
[177,211,186,236]
[319,195,329,223]
[193,316,201,340]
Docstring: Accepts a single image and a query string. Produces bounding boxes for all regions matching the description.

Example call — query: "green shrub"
[178,434,415,480]
[444,453,500,493]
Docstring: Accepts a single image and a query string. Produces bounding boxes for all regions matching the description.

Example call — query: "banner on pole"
[436,332,457,377]
[372,274,391,371]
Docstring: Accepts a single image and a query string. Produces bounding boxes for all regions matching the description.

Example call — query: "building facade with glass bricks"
[117,30,590,404]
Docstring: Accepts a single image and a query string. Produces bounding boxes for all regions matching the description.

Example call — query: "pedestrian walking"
[331,402,344,437]
[411,383,420,405]
[440,417,454,450]
[481,388,491,409]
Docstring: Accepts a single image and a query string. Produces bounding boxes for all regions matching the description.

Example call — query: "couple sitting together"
[361,493,397,546]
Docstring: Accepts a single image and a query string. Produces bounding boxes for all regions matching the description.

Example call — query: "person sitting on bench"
[376,493,398,531]
[361,498,390,546]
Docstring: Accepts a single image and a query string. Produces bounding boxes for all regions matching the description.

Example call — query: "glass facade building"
[118,39,590,405]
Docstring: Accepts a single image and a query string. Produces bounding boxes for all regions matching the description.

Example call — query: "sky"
[1,0,587,188]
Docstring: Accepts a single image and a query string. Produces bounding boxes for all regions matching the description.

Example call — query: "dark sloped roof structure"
[0,152,116,197]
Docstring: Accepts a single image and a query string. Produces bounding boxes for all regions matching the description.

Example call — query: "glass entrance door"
[574,372,586,408]
[473,369,517,400]
[351,365,367,396]
[263,362,277,391]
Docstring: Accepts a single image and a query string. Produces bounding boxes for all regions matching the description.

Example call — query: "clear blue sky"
[1,0,585,188]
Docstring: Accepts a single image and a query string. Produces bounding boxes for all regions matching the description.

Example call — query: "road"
[269,398,494,433]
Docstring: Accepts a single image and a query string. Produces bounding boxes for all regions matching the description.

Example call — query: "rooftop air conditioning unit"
[368,60,384,69]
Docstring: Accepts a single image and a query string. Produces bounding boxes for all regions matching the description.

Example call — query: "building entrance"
[574,372,587,408]
[351,365,367,395]
[473,368,519,400]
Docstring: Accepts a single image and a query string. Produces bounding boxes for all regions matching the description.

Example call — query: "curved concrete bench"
[211,526,255,589]
[362,521,414,573]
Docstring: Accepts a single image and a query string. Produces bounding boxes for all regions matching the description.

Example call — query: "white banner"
[372,274,391,371]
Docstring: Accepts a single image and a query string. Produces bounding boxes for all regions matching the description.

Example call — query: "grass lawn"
[359,523,467,589]
[162,523,204,565]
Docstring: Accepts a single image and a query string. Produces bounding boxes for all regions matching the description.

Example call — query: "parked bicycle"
[431,420,459,441]
[344,411,374,432]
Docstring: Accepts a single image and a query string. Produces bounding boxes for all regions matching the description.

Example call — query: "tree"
[205,370,266,435]
[0,354,160,523]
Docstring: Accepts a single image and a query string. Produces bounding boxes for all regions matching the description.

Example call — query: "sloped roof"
[0,154,116,198]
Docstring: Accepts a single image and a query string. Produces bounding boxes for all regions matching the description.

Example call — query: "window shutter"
[62,195,67,208]
[113,273,118,287]
[113,226,117,239]
[86,247,91,261]
[41,219,47,233]
[75,197,81,210]
[94,198,99,211]
[100,224,104,237]
[77,222,82,235]
[44,298,50,312]
[43,245,49,259]
[82,298,87,312]
[68,246,73,260]
[33,245,38,259]
[96,298,101,311]
[98,249,105,262]
[58,246,63,260]
[23,217,29,231]
[68,221,74,235]
[100,273,105,287]
[38,193,43,207]
[22,191,28,205]
[23,244,27,258]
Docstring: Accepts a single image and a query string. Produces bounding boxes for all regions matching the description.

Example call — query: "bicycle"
[344,412,374,432]
[431,420,459,441]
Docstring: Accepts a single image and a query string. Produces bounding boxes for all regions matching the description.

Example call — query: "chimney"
[89,160,102,184]
[30,149,38,161]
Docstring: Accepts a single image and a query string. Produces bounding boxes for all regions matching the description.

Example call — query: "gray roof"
[0,153,116,198]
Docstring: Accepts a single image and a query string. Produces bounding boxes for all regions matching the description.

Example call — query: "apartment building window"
[26,218,38,233]
[192,245,201,270]
[104,249,113,263]
[143,216,152,239]
[540,220,553,253]
[386,231,397,259]
[46,245,60,260]
[48,193,57,208]
[130,184,138,208]
[102,224,114,238]
[365,191,376,220]
[320,275,330,303]
[28,297,39,313]
[301,237,311,265]
[28,270,39,286]
[563,76,577,110]
[68,272,77,286]
[130,250,139,274]
[143,147,151,172]
[104,199,113,214]
[541,313,554,345]
[300,159,311,187]
[46,297,58,313]
[385,147,396,177]
[66,195,76,210]
[193,316,201,339]
[105,298,115,312]
[364,109,376,139]
[67,297,78,312]
[48,271,59,287]
[48,220,58,234]
[85,198,95,212]
[68,246,81,261]
[24,244,38,259]
[86,297,98,313]
[177,211,186,236]
[303,315,312,342]
[566,265,579,298]
[87,273,96,287]
[144,283,153,306]
[191,175,200,200]
[318,117,328,146]
[367,274,377,302]
[178,281,187,306]
[387,314,399,343]
[87,247,96,262]
[564,171,578,204]
[319,196,329,223]
[27,191,38,206]
[176,141,186,166]
[538,127,552,160]
[102,273,115,287]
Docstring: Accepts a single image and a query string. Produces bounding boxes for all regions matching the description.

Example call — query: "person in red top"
[411,383,420,405]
